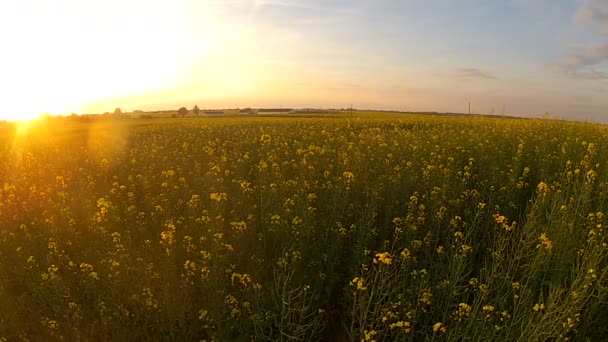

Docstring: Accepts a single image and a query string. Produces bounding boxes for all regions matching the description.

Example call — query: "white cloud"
[575,0,608,26]
[562,0,608,79]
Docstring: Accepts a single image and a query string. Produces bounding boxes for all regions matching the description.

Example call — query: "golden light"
[0,0,193,121]
[13,113,47,139]
[0,1,289,119]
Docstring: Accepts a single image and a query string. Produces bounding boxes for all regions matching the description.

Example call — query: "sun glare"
[13,113,46,138]
[0,0,191,121]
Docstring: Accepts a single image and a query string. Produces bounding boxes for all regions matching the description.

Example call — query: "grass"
[1,113,608,341]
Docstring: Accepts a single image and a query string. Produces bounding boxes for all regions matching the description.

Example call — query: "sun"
[0,109,38,123]
[0,0,192,123]
[0,91,70,122]
[13,113,44,123]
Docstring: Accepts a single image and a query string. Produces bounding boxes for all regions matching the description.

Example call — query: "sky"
[0,0,607,121]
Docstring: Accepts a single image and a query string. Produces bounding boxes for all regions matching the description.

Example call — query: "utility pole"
[468,100,471,115]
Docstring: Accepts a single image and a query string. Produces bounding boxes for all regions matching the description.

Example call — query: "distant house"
[238,108,255,115]
[257,108,293,115]
[289,109,336,115]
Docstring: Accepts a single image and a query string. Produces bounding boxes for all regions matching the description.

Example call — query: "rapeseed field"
[1,114,608,341]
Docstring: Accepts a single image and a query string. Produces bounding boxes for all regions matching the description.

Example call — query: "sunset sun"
[0,0,194,121]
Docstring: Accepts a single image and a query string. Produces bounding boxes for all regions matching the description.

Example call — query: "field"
[1,114,608,341]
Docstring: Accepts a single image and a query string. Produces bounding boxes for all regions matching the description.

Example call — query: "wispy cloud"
[454,67,497,80]
[575,0,608,29]
[562,1,608,80]
[560,43,608,79]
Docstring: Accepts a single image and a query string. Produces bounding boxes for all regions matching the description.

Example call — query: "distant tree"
[193,105,200,116]
[114,108,122,115]
[178,107,188,118]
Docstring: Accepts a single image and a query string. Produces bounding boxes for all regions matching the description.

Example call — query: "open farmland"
[1,114,608,341]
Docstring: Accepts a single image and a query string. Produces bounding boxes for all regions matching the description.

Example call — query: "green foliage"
[178,107,188,118]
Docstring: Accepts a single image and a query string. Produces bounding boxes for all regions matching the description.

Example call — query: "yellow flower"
[537,233,553,251]
[460,244,473,254]
[342,171,355,181]
[389,321,412,333]
[433,322,446,333]
[586,170,597,183]
[259,133,272,144]
[536,181,550,195]
[483,305,495,312]
[184,260,197,272]
[362,329,377,341]
[454,303,472,321]
[41,316,59,330]
[373,252,392,265]
[419,290,433,305]
[209,192,228,202]
[230,220,248,233]
[231,273,252,287]
[532,303,545,312]
[350,277,367,291]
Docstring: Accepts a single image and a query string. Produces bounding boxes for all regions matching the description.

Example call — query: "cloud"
[575,0,608,35]
[575,0,608,26]
[562,1,608,79]
[559,64,608,80]
[454,67,497,80]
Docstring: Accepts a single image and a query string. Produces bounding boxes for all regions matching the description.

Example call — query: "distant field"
[1,114,608,340]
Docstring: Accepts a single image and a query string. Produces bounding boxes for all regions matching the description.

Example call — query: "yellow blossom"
[433,322,446,333]
[533,303,545,312]
[537,232,553,251]
[373,252,392,265]
[350,277,367,291]
[209,192,228,202]
[537,181,550,195]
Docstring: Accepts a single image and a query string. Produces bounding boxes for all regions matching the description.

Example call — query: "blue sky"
[1,0,607,121]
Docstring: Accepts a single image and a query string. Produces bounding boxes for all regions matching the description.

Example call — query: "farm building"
[238,108,256,115]
[257,108,293,115]
[289,109,337,115]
